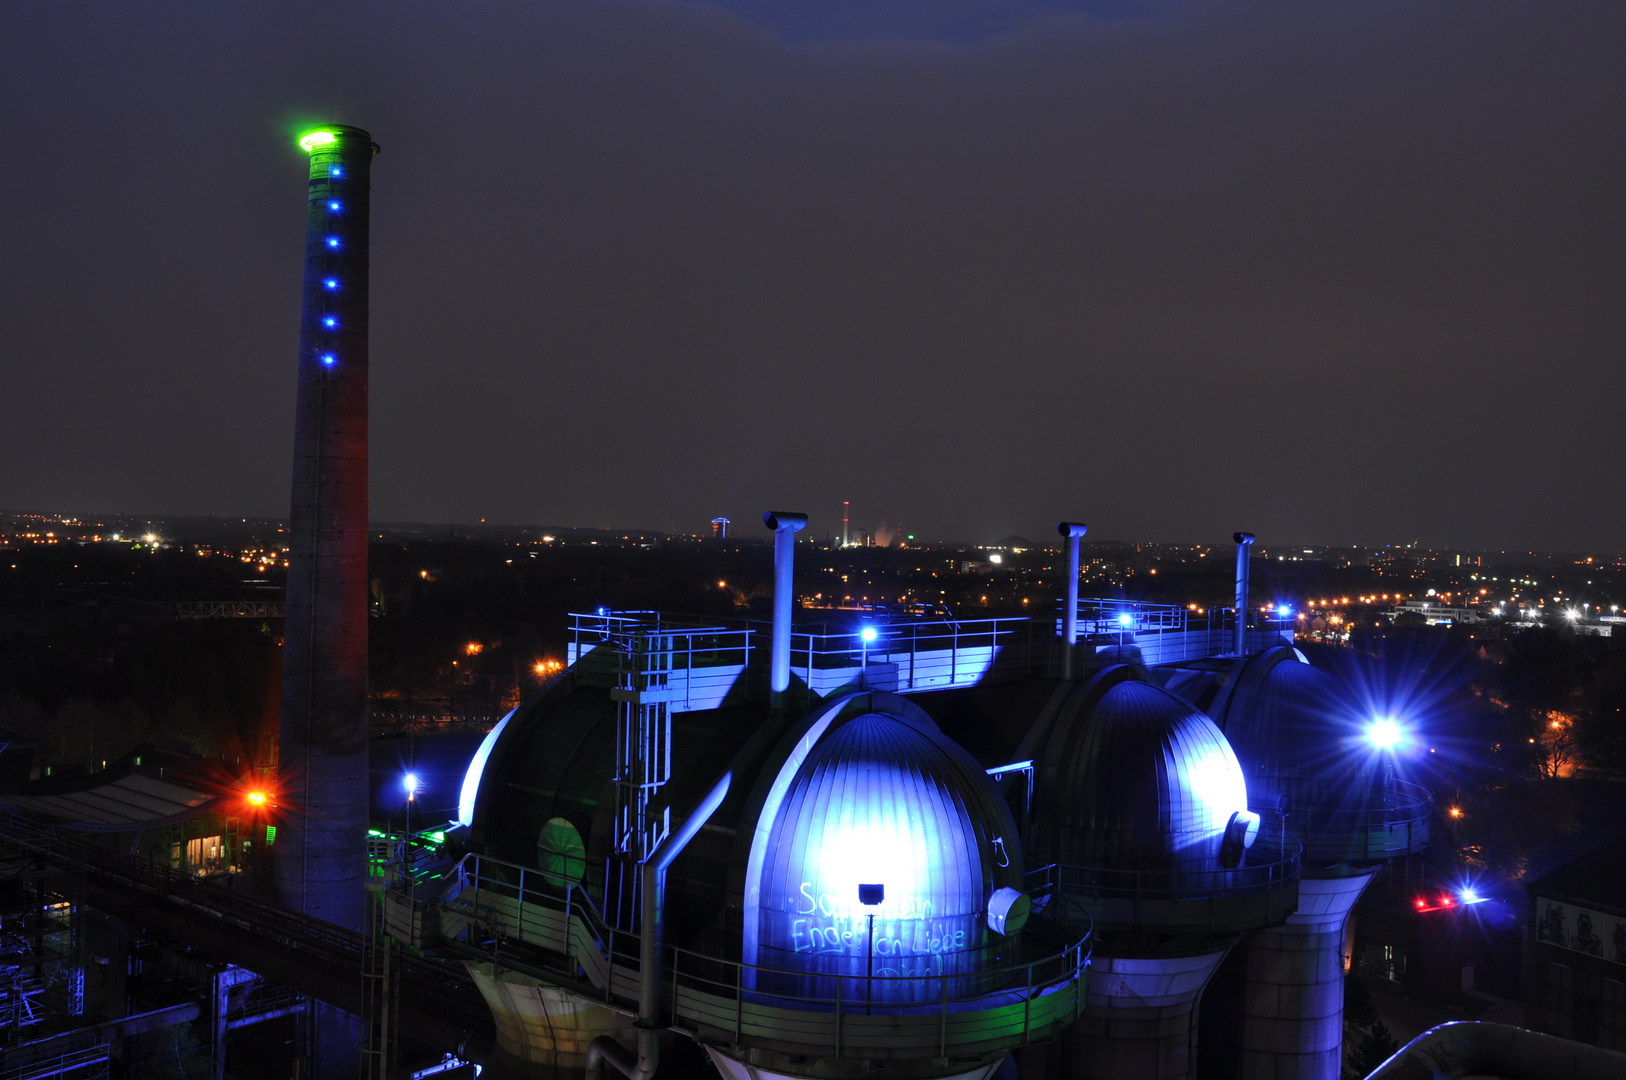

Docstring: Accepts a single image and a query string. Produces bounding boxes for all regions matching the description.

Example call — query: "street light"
[859,883,884,1013]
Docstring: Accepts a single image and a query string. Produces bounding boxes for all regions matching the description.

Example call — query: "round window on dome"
[537,817,586,882]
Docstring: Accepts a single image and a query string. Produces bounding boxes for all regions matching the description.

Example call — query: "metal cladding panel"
[1226,657,1383,814]
[275,125,376,931]
[1050,680,1247,871]
[755,712,1024,1003]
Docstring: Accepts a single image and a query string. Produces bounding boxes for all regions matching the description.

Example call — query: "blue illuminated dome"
[1045,667,1249,872]
[1217,648,1383,812]
[749,708,1024,1003]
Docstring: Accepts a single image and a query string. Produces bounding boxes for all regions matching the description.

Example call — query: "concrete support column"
[1064,950,1229,1080]
[1198,871,1377,1080]
[1057,523,1087,680]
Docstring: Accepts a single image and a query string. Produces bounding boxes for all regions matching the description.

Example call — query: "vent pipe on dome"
[1234,532,1256,656]
[763,511,808,695]
[1058,522,1088,679]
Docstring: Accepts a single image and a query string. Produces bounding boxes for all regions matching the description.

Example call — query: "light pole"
[859,883,884,1014]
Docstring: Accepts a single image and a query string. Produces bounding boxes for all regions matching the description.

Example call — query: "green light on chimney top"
[298,130,338,153]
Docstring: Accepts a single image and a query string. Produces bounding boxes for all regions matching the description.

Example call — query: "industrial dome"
[749,709,1026,1003]
[1217,648,1382,814]
[1046,668,1251,873]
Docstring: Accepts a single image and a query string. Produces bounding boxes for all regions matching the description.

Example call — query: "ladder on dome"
[605,619,674,928]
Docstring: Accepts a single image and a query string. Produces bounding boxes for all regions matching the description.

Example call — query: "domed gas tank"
[1044,666,1252,874]
[744,703,1026,1005]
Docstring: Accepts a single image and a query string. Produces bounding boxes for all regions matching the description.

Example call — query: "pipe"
[762,511,808,695]
[586,771,732,1080]
[1233,532,1256,656]
[1057,522,1088,679]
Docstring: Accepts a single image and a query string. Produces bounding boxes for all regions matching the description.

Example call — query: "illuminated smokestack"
[1233,531,1255,656]
[1057,522,1088,679]
[762,511,807,696]
[275,124,379,931]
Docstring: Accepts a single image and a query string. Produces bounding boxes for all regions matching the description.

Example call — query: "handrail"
[1033,837,1302,903]
[1263,778,1433,830]
[448,851,1091,1021]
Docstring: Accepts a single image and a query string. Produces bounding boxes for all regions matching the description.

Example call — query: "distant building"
[711,517,729,539]
[1526,837,1626,1050]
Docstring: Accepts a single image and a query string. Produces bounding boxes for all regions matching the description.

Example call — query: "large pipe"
[1233,532,1256,656]
[1057,522,1088,680]
[762,511,808,695]
[276,124,379,932]
[586,772,733,1080]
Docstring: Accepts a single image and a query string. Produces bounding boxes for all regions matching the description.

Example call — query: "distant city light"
[465,642,483,656]
[1366,717,1403,749]
[988,553,1003,565]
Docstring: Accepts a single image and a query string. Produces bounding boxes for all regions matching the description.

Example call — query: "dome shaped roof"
[751,710,1023,1001]
[1218,648,1384,815]
[1045,669,1249,872]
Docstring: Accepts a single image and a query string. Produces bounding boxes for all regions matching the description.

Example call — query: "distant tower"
[842,500,850,547]
[275,125,379,933]
[711,517,730,539]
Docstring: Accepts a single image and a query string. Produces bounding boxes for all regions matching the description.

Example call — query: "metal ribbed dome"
[1220,653,1382,815]
[1047,671,1249,872]
[753,711,1024,1002]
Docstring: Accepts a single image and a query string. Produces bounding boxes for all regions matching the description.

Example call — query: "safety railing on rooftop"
[1267,777,1432,863]
[565,610,1043,708]
[443,851,1091,1059]
[1030,832,1303,935]
[1056,599,1297,664]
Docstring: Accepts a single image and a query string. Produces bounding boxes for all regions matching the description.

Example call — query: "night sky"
[4,2,1623,550]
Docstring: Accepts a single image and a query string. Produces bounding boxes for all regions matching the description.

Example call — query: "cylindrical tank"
[1190,647,1429,1080]
[1036,666,1296,1080]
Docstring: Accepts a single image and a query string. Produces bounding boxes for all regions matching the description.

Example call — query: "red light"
[246,790,269,807]
[1415,898,1426,909]
[1440,895,1454,907]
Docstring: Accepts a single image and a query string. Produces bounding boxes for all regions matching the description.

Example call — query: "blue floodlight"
[1277,604,1292,617]
[323,316,336,328]
[859,626,878,643]
[326,237,340,248]
[403,773,419,797]
[1460,887,1480,904]
[324,278,338,290]
[320,353,335,365]
[328,201,340,211]
[1117,613,1134,628]
[1366,717,1403,749]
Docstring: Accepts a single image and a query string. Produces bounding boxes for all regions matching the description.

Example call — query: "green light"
[265,825,277,846]
[298,130,338,153]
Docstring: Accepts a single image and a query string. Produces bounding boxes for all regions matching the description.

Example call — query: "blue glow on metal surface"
[1366,717,1403,749]
[324,278,338,290]
[859,626,878,643]
[457,710,514,827]
[750,709,1023,1002]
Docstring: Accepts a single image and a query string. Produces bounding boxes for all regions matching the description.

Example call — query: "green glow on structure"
[298,129,338,153]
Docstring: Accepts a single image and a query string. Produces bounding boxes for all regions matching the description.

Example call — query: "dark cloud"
[2,1,1622,548]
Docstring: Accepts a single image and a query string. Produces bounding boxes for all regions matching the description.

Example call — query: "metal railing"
[567,610,1043,707]
[1030,833,1303,935]
[1271,778,1432,863]
[444,852,1090,1058]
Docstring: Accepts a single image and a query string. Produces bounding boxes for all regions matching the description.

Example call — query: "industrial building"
[3,120,1622,1080]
